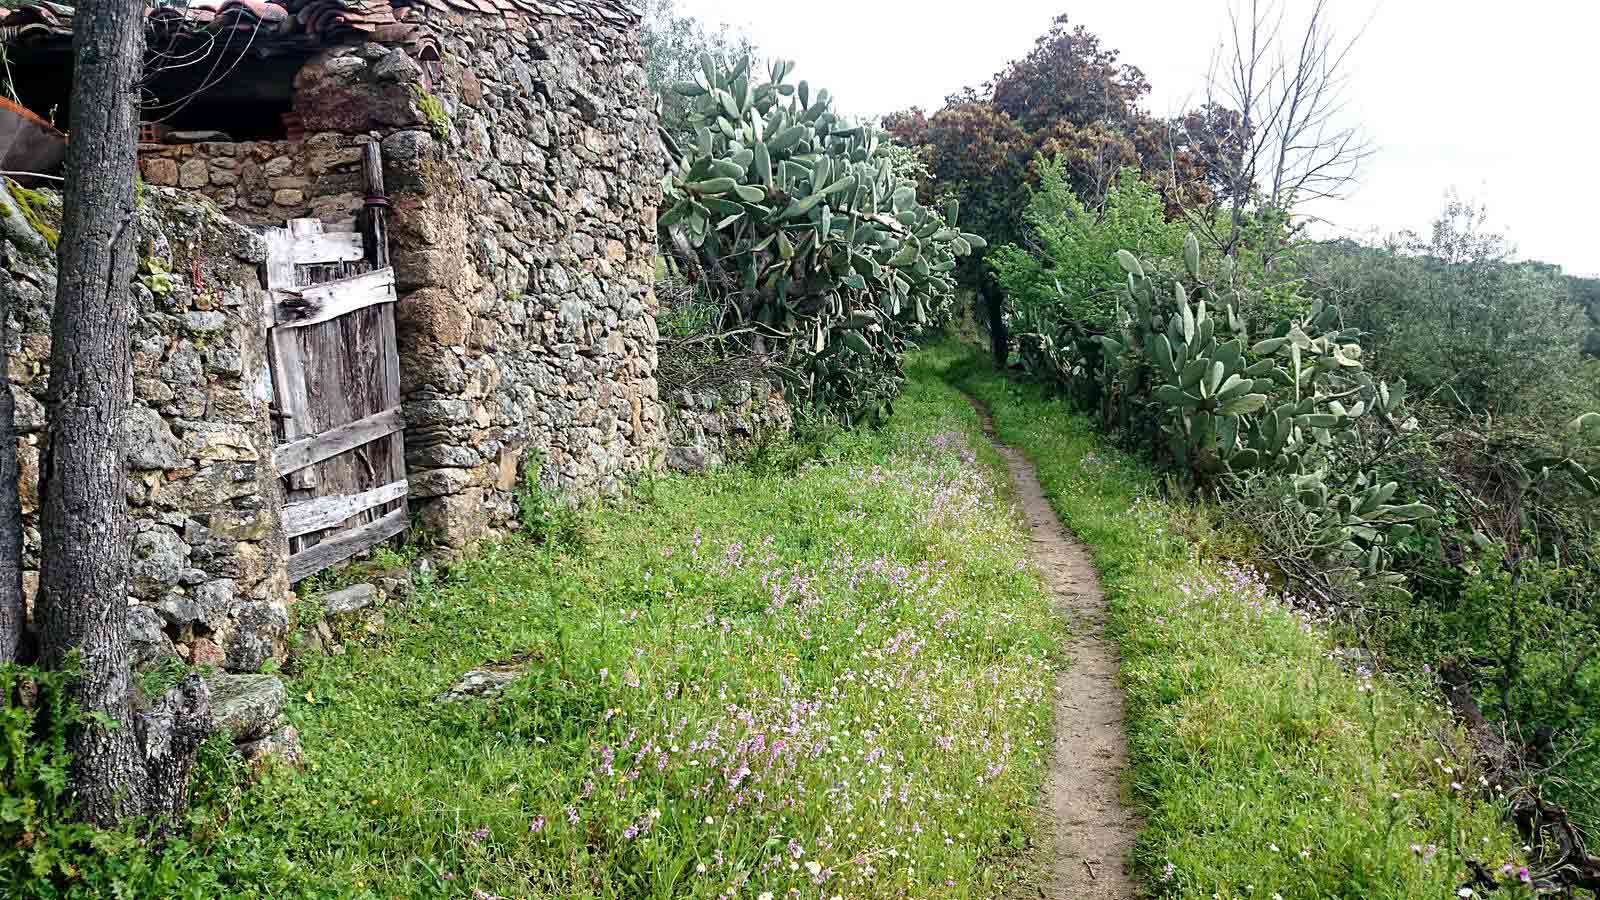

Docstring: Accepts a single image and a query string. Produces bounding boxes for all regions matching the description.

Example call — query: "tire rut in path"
[974,404,1139,899]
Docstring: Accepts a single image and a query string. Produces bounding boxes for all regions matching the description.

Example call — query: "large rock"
[207,673,286,742]
[128,603,175,668]
[206,673,301,766]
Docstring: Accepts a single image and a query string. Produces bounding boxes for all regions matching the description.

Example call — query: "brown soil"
[977,405,1140,899]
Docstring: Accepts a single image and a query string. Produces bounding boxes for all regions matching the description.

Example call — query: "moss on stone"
[6,180,60,250]
[412,85,451,140]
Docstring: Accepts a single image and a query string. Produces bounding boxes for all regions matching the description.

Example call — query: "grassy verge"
[928,340,1529,899]
[16,362,1061,898]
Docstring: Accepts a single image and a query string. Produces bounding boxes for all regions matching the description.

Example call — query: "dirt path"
[975,405,1140,899]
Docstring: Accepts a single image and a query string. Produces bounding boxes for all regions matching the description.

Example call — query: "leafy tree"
[635,0,759,146]
[994,164,1186,333]
[1566,274,1600,356]
[882,14,1236,366]
[983,17,1149,134]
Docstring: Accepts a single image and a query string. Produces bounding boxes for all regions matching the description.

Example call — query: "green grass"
[11,360,1063,898]
[928,340,1531,899]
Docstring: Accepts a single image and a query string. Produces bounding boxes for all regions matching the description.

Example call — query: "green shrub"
[1,664,97,888]
[1,664,246,899]
[1300,201,1586,418]
[993,163,1186,335]
[516,452,590,552]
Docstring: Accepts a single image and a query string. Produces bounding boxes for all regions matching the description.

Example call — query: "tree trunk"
[981,277,1008,368]
[0,280,25,665]
[36,0,210,830]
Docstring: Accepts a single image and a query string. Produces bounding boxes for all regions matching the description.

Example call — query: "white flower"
[759,893,774,900]
[1458,890,1473,898]
[695,863,706,874]
[805,861,822,876]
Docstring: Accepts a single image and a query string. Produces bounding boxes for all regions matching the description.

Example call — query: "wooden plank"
[291,230,366,266]
[288,507,407,583]
[273,405,404,475]
[273,267,396,329]
[282,479,409,538]
[261,226,296,330]
[263,226,318,489]
[361,142,390,269]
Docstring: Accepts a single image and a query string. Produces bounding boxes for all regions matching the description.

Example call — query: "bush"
[1,664,245,898]
[1301,201,1587,419]
[993,164,1186,334]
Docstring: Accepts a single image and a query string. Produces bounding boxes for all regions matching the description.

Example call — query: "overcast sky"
[672,0,1600,276]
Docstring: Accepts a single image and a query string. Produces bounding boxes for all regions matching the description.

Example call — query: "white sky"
[673,0,1600,276]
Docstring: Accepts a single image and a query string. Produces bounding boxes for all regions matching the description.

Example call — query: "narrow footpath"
[975,403,1140,899]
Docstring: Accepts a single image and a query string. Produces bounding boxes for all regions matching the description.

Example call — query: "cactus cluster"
[660,55,985,424]
[1019,234,1435,597]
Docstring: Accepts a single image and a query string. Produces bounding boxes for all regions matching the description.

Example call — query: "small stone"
[322,582,378,617]
[206,673,287,742]
[272,189,305,207]
[191,636,226,667]
[183,310,227,334]
[182,423,259,463]
[178,159,209,189]
[263,156,294,177]
[130,523,188,595]
[372,49,424,84]
[237,724,302,766]
[224,601,287,672]
[436,664,528,703]
[409,467,474,498]
[322,55,368,79]
[144,158,179,187]
[125,405,185,471]
[128,604,175,668]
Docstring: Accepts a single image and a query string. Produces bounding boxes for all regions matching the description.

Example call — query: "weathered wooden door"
[265,147,407,582]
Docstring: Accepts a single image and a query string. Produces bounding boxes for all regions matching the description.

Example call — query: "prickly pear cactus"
[1099,237,1412,485]
[659,55,985,425]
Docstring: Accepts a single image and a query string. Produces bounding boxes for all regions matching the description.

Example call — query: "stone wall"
[138,134,372,227]
[378,3,663,546]
[0,0,659,673]
[664,379,792,474]
[134,2,664,550]
[135,41,443,228]
[0,182,288,672]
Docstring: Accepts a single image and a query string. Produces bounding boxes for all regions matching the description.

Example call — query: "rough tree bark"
[980,277,1008,368]
[35,0,210,828]
[0,283,23,665]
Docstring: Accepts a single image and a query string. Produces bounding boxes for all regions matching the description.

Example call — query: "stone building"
[0,0,661,670]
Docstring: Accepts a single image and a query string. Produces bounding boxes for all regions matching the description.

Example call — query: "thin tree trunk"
[0,283,25,665]
[35,0,148,826]
[981,278,1008,368]
[37,0,209,830]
